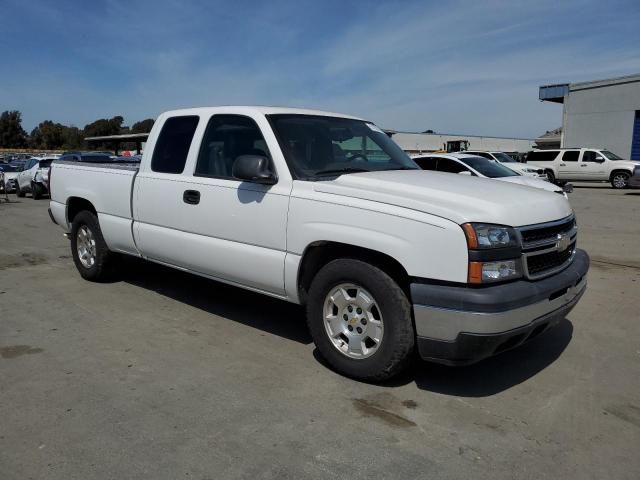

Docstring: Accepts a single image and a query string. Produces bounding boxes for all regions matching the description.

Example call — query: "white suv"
[466,151,547,179]
[15,157,56,199]
[526,148,639,189]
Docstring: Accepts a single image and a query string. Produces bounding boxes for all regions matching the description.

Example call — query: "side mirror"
[232,155,276,185]
[458,170,472,176]
[595,157,605,163]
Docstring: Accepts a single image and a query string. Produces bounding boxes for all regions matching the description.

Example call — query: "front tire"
[306,259,415,382]
[70,211,116,281]
[611,172,630,189]
[545,170,556,184]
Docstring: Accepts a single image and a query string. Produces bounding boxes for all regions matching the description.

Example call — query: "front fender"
[287,196,469,284]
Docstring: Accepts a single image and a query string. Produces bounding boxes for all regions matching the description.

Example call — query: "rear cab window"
[151,116,200,174]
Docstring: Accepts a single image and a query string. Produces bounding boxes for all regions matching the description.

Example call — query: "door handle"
[560,163,566,166]
[580,164,588,167]
[183,190,201,205]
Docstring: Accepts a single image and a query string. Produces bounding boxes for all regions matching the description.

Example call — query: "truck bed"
[50,160,140,256]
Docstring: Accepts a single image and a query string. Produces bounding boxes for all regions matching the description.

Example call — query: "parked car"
[0,163,22,193]
[49,106,589,381]
[465,151,547,179]
[15,157,55,199]
[526,148,640,188]
[412,153,571,197]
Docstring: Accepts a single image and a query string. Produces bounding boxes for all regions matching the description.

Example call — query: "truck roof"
[160,106,365,121]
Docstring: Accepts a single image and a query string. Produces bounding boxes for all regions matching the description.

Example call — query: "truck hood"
[614,160,640,168]
[313,170,572,227]
[497,175,563,193]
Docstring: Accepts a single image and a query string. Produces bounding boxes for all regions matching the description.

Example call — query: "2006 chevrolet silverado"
[49,107,589,381]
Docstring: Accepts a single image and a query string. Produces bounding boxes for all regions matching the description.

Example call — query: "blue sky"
[1,0,639,137]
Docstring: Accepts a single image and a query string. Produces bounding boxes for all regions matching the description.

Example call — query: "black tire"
[610,171,630,189]
[545,170,556,184]
[70,210,117,282]
[306,259,415,382]
[32,182,44,200]
[15,183,25,197]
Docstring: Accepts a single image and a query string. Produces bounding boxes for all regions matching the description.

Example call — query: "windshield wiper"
[314,167,370,176]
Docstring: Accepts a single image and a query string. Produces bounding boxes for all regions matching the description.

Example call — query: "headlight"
[462,223,522,284]
[461,223,518,249]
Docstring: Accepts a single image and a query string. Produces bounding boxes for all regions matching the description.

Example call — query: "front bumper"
[412,249,589,365]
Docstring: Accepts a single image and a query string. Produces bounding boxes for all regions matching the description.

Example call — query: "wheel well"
[297,241,411,304]
[67,197,97,225]
[610,169,630,181]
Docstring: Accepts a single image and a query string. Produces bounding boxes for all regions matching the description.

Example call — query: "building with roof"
[539,73,640,160]
[386,131,535,155]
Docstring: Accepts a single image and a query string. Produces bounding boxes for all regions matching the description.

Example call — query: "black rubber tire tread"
[545,170,556,184]
[32,182,44,200]
[306,258,415,382]
[610,171,630,189]
[70,210,117,282]
[15,183,25,197]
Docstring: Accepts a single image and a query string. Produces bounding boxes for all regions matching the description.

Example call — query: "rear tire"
[306,259,415,382]
[15,183,25,197]
[32,182,44,200]
[70,211,117,282]
[545,170,556,184]
[611,172,630,189]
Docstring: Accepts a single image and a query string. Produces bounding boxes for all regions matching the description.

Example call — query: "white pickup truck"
[49,106,589,381]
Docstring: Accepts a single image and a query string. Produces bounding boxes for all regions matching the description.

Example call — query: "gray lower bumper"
[412,249,589,363]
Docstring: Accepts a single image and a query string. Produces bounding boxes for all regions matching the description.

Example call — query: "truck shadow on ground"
[386,318,573,397]
[120,257,312,345]
[121,257,573,397]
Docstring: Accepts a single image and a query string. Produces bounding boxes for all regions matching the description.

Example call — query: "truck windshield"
[267,114,418,179]
[492,152,517,163]
[458,156,519,178]
[602,150,623,160]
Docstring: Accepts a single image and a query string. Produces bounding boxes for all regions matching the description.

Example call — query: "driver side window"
[195,115,271,179]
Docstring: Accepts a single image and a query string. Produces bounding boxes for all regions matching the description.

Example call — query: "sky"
[1,0,639,137]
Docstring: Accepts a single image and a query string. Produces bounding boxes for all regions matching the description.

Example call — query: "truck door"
[133,113,290,296]
[580,150,607,180]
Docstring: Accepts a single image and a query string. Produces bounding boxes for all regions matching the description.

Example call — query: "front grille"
[518,216,577,279]
[520,217,575,245]
[526,242,575,276]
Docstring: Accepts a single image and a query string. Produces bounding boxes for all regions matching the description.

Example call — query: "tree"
[0,110,28,148]
[83,115,125,138]
[131,118,155,133]
[30,121,66,149]
[30,121,85,150]
[62,126,84,149]
[422,129,435,134]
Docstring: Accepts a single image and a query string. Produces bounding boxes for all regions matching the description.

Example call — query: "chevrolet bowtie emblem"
[556,233,570,252]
